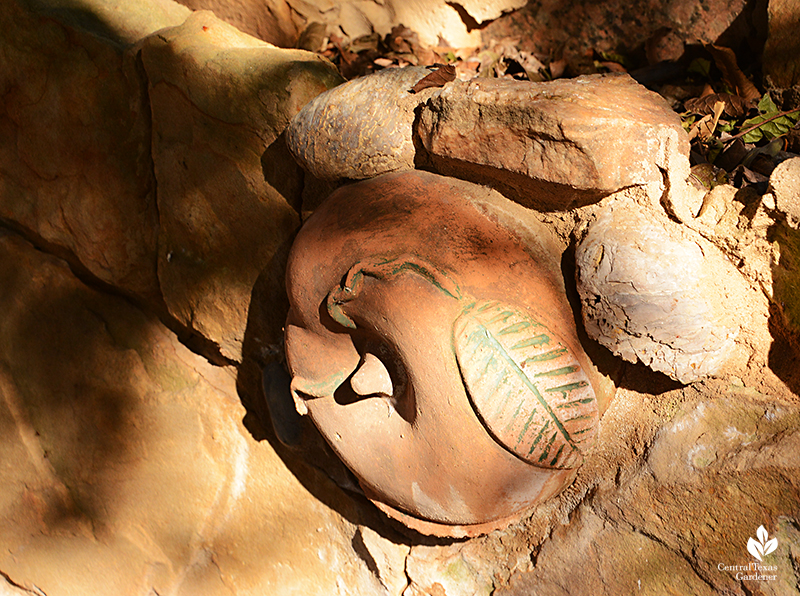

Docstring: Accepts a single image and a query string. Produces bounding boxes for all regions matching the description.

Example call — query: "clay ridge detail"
[326,255,462,329]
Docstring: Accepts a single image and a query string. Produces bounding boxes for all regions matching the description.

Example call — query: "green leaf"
[739,94,800,143]
[741,111,800,143]
[453,300,598,469]
[741,124,764,144]
[757,92,778,114]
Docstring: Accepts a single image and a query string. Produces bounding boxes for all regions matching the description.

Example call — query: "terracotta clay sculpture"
[283,170,611,536]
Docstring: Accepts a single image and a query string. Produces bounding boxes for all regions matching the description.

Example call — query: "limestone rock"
[174,0,302,47]
[405,544,494,596]
[0,229,393,596]
[499,391,800,595]
[140,11,343,362]
[25,0,190,46]
[575,200,751,383]
[769,157,800,229]
[286,66,436,181]
[417,73,690,211]
[0,0,176,301]
[175,0,525,48]
[773,225,800,339]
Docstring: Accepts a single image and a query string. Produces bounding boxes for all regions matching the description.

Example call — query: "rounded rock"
[286,66,438,181]
[575,202,743,383]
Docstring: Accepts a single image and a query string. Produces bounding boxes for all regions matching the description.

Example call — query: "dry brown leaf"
[599,61,627,73]
[706,44,761,103]
[688,114,712,140]
[410,64,456,93]
[388,25,419,54]
[689,101,724,141]
[685,93,751,118]
[549,59,567,79]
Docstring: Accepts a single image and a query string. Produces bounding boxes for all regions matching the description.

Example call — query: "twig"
[725,107,800,142]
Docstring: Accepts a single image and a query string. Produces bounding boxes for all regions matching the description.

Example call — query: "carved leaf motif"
[454,300,599,469]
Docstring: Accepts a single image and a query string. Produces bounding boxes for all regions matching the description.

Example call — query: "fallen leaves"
[676,42,800,190]
[736,94,800,143]
[688,100,725,141]
[410,64,456,93]
[705,44,761,103]
[685,93,750,118]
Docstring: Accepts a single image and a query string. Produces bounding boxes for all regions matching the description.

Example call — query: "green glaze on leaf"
[454,300,598,469]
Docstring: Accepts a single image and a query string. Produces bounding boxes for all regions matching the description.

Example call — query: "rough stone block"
[763,0,800,88]
[0,0,184,300]
[141,11,343,361]
[0,229,398,595]
[286,66,436,181]
[769,157,800,229]
[417,73,690,211]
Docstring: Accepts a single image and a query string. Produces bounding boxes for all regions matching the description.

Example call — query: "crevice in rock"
[402,549,413,596]
[351,530,382,584]
[634,527,719,593]
[0,218,235,368]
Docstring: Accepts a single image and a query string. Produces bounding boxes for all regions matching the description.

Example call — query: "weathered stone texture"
[0,230,400,596]
[482,0,749,64]
[24,0,191,46]
[286,66,434,181]
[769,157,800,229]
[0,0,171,300]
[173,0,526,48]
[498,391,800,595]
[1,0,341,364]
[763,0,800,88]
[173,0,303,47]
[140,11,343,362]
[575,199,761,383]
[418,73,690,210]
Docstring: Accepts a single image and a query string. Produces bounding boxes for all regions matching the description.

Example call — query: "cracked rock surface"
[0,230,400,596]
[574,197,761,383]
[417,73,690,211]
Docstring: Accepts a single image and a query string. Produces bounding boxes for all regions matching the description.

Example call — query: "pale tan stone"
[418,73,690,211]
[140,11,343,362]
[0,231,388,595]
[174,0,525,47]
[499,392,800,595]
[769,157,800,229]
[575,197,761,383]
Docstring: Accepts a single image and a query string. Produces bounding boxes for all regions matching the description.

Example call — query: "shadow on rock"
[768,224,800,396]
[0,233,145,531]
